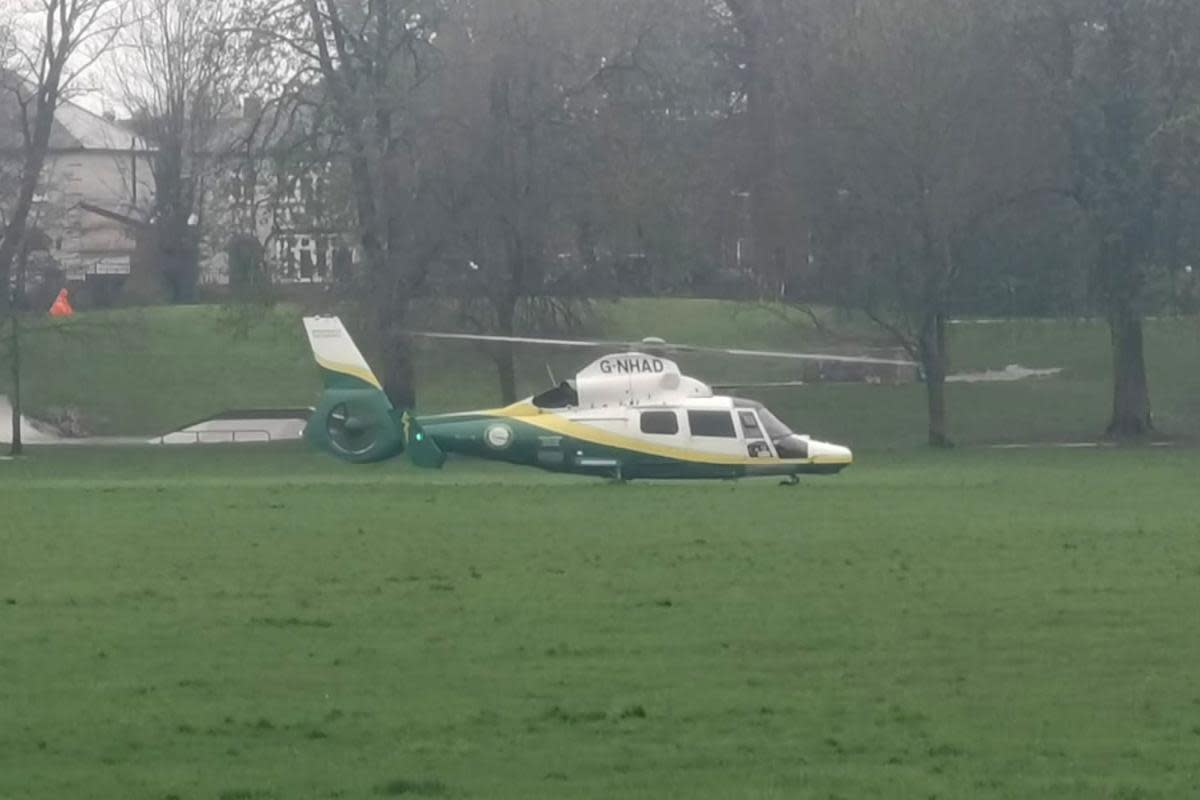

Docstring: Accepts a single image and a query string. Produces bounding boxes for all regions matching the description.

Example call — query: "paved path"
[0,396,60,445]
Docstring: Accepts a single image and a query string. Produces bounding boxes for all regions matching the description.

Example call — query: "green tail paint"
[401,411,446,469]
[302,316,443,468]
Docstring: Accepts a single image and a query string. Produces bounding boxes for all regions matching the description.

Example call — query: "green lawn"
[2,301,1199,446]
[3,445,1200,798]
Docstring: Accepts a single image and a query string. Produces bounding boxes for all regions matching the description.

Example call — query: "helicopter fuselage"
[303,317,854,480]
[416,395,852,480]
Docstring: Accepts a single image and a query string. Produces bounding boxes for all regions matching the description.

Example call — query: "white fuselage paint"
[417,350,853,467]
[575,353,713,409]
[552,354,852,464]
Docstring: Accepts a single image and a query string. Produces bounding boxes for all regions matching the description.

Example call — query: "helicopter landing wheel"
[779,474,800,487]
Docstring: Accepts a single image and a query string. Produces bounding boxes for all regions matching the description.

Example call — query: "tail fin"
[301,316,446,468]
[303,316,401,463]
[302,316,389,395]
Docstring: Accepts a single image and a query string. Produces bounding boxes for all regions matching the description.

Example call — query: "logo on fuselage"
[485,423,514,450]
[599,357,665,375]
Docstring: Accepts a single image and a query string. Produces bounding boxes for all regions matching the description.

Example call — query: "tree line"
[4,0,1200,445]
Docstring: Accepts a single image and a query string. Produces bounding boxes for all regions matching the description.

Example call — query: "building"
[203,102,355,288]
[0,81,155,300]
[3,82,353,301]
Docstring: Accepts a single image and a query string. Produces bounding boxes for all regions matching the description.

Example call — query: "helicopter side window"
[687,410,737,438]
[640,410,679,435]
[739,410,773,458]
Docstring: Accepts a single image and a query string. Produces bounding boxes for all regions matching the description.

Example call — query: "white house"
[0,86,155,295]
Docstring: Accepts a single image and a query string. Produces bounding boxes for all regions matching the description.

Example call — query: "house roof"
[0,70,151,152]
[53,100,147,151]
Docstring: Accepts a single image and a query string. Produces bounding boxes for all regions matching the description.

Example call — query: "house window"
[688,410,736,438]
[640,410,679,435]
[279,236,296,279]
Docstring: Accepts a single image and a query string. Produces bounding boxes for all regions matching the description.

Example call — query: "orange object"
[49,289,74,317]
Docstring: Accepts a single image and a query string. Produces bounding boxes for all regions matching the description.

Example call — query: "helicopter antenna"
[546,363,558,385]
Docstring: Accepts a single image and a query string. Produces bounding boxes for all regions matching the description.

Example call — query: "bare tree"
[809,0,1060,446]
[113,0,248,303]
[1,0,123,454]
[252,0,441,407]
[0,0,124,313]
[723,0,807,297]
[1031,0,1200,438]
[0,19,20,203]
[437,0,656,402]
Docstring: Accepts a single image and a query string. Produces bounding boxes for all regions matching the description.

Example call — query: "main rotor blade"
[694,346,916,367]
[405,331,612,348]
[711,381,809,390]
[404,330,918,367]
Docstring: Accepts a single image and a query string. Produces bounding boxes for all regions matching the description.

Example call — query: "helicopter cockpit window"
[640,410,679,435]
[687,410,737,438]
[757,407,809,458]
[755,408,794,440]
[736,400,809,458]
[532,382,579,409]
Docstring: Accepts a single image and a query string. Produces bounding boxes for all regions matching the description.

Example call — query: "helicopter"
[301,316,917,482]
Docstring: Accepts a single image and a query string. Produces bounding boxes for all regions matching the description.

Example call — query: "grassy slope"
[2,300,1198,445]
[3,446,1200,799]
[2,307,315,436]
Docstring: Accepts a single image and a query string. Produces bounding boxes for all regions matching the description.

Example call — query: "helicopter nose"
[807,439,853,464]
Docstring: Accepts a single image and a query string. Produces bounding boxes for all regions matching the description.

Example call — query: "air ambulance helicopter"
[301,316,916,482]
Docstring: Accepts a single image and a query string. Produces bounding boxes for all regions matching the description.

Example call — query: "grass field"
[3,301,1198,446]
[4,445,1200,799]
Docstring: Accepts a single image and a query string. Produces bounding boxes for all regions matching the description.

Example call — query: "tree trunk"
[0,144,51,314]
[919,312,952,448]
[356,237,415,409]
[8,236,30,456]
[495,348,517,406]
[160,218,200,304]
[492,219,525,406]
[1105,302,1153,438]
[359,214,415,409]
[0,59,67,312]
[495,296,518,405]
[306,0,419,409]
[381,332,416,411]
[727,0,801,297]
[373,294,416,411]
[9,309,22,457]
[924,371,949,449]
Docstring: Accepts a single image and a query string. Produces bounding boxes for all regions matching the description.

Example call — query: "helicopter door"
[737,410,775,459]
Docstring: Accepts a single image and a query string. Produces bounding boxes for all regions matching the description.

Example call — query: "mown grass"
[1,300,1198,445]
[3,444,1200,798]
